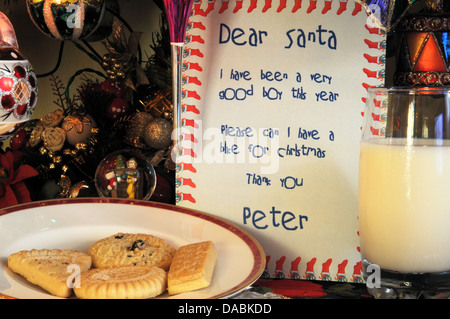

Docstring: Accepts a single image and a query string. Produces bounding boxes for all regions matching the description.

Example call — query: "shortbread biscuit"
[74,265,167,299]
[8,249,92,298]
[167,241,217,295]
[88,233,176,270]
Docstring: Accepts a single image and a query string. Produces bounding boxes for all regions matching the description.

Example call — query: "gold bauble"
[125,112,153,147]
[143,118,172,150]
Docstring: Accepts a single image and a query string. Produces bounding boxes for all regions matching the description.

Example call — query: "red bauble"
[101,79,125,98]
[9,128,27,150]
[106,98,130,120]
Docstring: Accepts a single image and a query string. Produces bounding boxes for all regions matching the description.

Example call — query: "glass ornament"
[26,0,106,41]
[95,149,157,200]
[0,11,38,140]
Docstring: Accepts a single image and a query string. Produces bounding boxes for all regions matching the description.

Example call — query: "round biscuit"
[74,265,167,299]
[88,233,176,270]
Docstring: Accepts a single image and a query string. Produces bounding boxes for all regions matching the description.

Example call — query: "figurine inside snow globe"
[95,149,157,200]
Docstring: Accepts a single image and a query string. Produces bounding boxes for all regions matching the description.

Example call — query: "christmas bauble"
[83,0,119,42]
[94,149,157,200]
[125,111,153,148]
[0,12,38,139]
[101,78,125,98]
[26,0,106,41]
[143,118,172,150]
[9,128,28,150]
[61,113,97,145]
[0,49,38,131]
[106,97,129,120]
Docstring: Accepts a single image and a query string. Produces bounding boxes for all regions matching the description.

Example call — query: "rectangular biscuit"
[167,241,217,295]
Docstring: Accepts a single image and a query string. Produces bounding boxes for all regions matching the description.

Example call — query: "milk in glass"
[358,138,450,273]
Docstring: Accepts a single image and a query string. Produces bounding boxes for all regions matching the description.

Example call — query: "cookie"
[8,249,92,298]
[88,233,176,270]
[74,265,167,299]
[167,241,217,295]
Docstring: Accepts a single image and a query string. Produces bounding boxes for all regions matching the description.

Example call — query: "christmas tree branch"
[49,75,70,114]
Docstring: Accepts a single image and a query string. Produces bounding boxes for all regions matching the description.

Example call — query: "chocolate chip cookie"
[88,233,176,270]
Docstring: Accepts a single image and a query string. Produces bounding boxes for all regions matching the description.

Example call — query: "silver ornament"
[143,118,172,150]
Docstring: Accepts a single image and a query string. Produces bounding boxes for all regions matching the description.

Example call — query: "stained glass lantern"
[394,3,450,86]
[0,12,38,140]
[26,0,106,41]
[394,15,450,86]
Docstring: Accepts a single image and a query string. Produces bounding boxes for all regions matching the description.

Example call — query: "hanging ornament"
[124,111,153,148]
[143,118,172,150]
[106,97,130,120]
[83,0,119,42]
[0,12,38,140]
[26,0,106,41]
[101,78,126,98]
[0,61,37,124]
[61,113,97,145]
[9,128,28,150]
[94,149,157,200]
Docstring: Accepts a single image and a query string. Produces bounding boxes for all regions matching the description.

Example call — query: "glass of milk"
[359,87,450,299]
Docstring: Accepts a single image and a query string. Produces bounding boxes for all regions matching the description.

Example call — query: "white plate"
[0,198,265,299]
